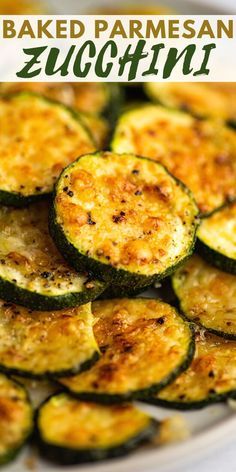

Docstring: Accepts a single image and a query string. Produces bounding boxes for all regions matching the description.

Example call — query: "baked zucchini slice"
[147,331,236,409]
[172,255,236,339]
[0,92,95,206]
[0,202,105,310]
[145,83,236,122]
[197,201,236,274]
[59,298,194,402]
[0,83,122,124]
[112,105,236,214]
[36,394,158,465]
[0,374,33,465]
[50,151,199,287]
[0,300,100,379]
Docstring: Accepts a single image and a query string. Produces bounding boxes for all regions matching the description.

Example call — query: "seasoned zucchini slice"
[0,93,95,206]
[172,255,236,339]
[60,298,194,402]
[112,105,236,214]
[197,201,236,274]
[145,83,236,122]
[50,151,199,287]
[0,301,99,379]
[36,394,158,465]
[147,332,236,409]
[0,374,33,465]
[0,83,122,122]
[0,202,105,310]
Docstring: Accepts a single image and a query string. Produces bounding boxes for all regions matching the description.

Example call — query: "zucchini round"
[36,394,158,465]
[59,298,194,402]
[0,202,105,311]
[0,374,33,465]
[0,300,100,379]
[50,151,199,287]
[0,92,95,206]
[145,82,236,122]
[112,105,236,215]
[0,82,122,124]
[146,331,236,409]
[197,201,236,274]
[172,255,236,339]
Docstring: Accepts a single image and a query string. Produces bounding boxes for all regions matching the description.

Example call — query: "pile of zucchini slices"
[0,78,235,467]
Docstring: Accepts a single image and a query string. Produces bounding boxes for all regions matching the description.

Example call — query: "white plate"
[4,0,236,471]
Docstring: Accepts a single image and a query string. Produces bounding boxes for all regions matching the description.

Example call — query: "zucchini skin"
[197,239,236,275]
[144,390,236,411]
[36,418,157,465]
[0,350,100,382]
[49,155,199,288]
[0,376,33,465]
[0,276,106,312]
[0,189,50,208]
[35,394,158,465]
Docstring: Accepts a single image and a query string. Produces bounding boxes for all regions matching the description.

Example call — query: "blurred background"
[0,0,235,15]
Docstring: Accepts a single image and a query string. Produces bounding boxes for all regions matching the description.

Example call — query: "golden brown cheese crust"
[0,94,94,197]
[112,105,236,214]
[60,298,192,398]
[157,332,236,404]
[145,83,236,121]
[198,201,236,260]
[0,202,95,296]
[55,152,198,277]
[173,255,236,337]
[0,301,99,377]
[0,374,32,459]
[38,395,151,449]
[0,83,109,116]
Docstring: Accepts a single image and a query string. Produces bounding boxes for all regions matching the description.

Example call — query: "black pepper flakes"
[87,213,96,225]
[41,271,51,279]
[156,317,165,325]
[134,190,142,196]
[67,190,74,197]
[132,169,139,174]
[112,211,126,223]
